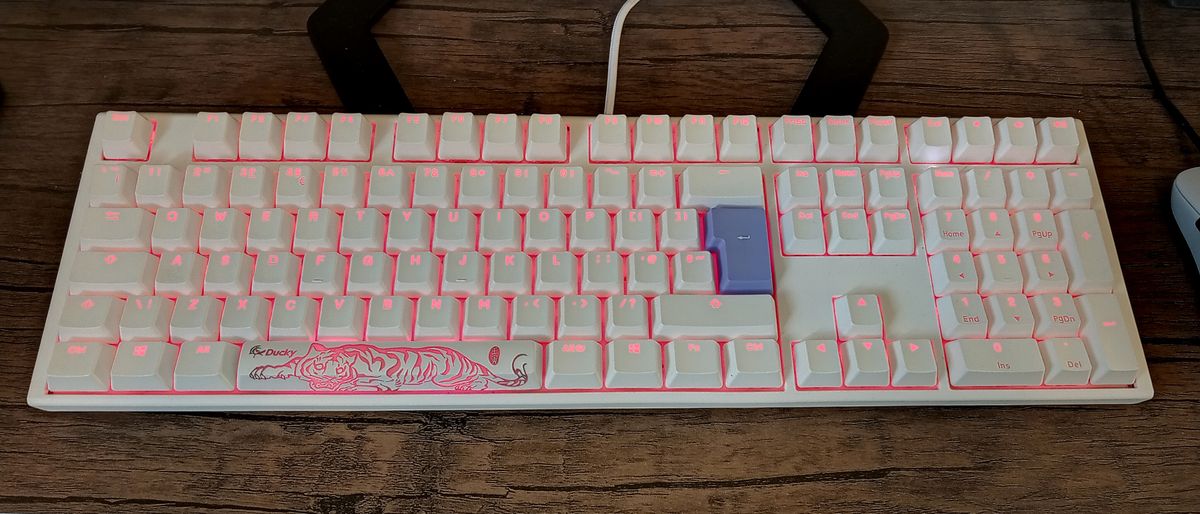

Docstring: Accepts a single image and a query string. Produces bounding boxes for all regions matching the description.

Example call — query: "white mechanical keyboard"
[27,111,1153,411]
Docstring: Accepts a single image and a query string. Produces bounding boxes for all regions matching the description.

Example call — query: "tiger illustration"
[248,343,530,392]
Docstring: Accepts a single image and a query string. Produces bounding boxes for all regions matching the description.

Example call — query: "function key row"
[89,164,765,213]
[589,114,761,163]
[770,115,1080,165]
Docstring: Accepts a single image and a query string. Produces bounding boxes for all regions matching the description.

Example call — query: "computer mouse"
[1172,167,1200,269]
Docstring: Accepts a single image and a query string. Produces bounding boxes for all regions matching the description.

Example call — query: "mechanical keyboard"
[27,111,1153,410]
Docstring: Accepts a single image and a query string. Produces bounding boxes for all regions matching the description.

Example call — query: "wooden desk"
[1,0,1198,511]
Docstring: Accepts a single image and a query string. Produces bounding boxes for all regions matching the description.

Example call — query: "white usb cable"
[603,0,643,115]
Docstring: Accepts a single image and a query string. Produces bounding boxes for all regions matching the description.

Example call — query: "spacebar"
[652,295,778,340]
[236,341,542,392]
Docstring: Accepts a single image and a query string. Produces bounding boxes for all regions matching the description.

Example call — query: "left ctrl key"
[46,342,117,392]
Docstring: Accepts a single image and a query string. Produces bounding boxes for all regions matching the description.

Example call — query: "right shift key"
[706,206,773,294]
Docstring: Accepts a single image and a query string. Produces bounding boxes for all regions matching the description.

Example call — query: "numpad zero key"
[27,111,1151,410]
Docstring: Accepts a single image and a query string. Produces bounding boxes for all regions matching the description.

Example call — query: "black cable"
[1131,0,1200,151]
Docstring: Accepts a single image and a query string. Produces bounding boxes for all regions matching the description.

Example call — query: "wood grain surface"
[1,0,1199,512]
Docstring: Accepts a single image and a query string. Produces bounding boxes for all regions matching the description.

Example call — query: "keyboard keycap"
[557,295,601,340]
[815,115,856,162]
[482,114,522,162]
[328,113,372,161]
[458,166,500,212]
[174,341,240,391]
[1057,209,1114,293]
[341,208,386,253]
[70,252,158,296]
[479,209,522,253]
[238,112,283,160]
[275,165,320,211]
[135,164,183,209]
[367,166,409,211]
[386,209,433,253]
[968,209,1014,252]
[770,116,815,162]
[247,208,294,254]
[606,295,649,339]
[793,340,842,388]
[1007,168,1051,210]
[994,117,1038,164]
[929,252,978,296]
[963,167,1007,210]
[605,340,662,388]
[322,165,365,212]
[776,167,821,213]
[220,295,270,342]
[857,116,899,163]
[1076,294,1142,385]
[870,210,915,255]
[119,296,173,342]
[1039,338,1093,385]
[183,165,230,209]
[366,297,413,340]
[781,209,825,255]
[156,252,206,296]
[952,116,996,163]
[283,112,328,160]
[526,114,567,162]
[59,296,124,343]
[170,296,223,343]
[294,209,339,255]
[652,295,776,340]
[671,251,716,294]
[706,206,773,293]
[825,209,870,255]
[100,111,153,160]
[581,251,624,296]
[317,296,366,340]
[590,114,630,162]
[719,115,760,162]
[1050,167,1093,211]
[908,117,952,163]
[1036,117,1080,164]
[679,166,764,209]
[916,168,963,213]
[510,295,554,341]
[677,115,717,162]
[393,113,437,161]
[1013,209,1059,251]
[546,340,603,389]
[229,165,275,210]
[945,338,1046,387]
[976,251,1023,294]
[615,209,655,253]
[438,112,480,161]
[937,294,988,339]
[834,294,883,339]
[664,340,723,389]
[432,209,477,254]
[412,165,454,210]
[299,252,347,296]
[111,341,177,391]
[80,208,152,251]
[90,165,138,207]
[724,339,782,388]
[238,340,541,391]
[627,252,669,296]
[1021,251,1069,294]
[204,251,253,296]
[346,252,393,296]
[823,167,865,211]
[251,252,300,297]
[547,166,586,210]
[462,296,507,339]
[841,339,890,387]
[488,252,532,297]
[503,166,544,212]
[636,166,675,211]
[570,209,612,252]
[634,115,673,162]
[46,342,117,392]
[414,296,461,340]
[889,340,938,387]
[923,209,970,254]
[592,167,632,211]
[984,294,1035,338]
[1030,293,1080,339]
[442,251,486,297]
[534,252,575,296]
[865,167,908,211]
